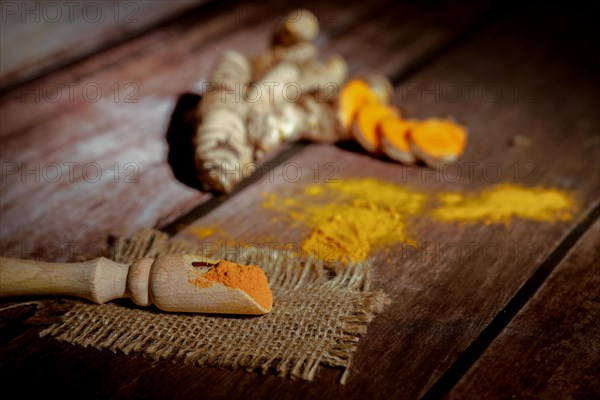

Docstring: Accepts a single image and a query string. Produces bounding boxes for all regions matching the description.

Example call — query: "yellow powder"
[264,178,425,263]
[433,183,575,224]
[189,226,218,239]
[305,186,324,196]
[262,179,576,263]
[188,224,236,243]
[283,198,298,207]
[302,201,417,263]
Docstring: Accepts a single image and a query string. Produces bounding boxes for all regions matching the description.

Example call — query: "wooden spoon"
[0,255,272,315]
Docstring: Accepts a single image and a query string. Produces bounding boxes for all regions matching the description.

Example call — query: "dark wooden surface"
[0,1,201,91]
[447,219,600,399]
[1,1,599,399]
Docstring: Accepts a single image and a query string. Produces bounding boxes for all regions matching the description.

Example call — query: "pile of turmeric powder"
[433,183,576,224]
[262,178,576,263]
[264,178,425,263]
[187,180,576,264]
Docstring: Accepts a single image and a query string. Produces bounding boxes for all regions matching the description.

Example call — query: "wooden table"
[1,1,598,398]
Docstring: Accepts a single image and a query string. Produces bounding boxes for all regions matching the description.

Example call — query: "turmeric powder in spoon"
[189,258,273,313]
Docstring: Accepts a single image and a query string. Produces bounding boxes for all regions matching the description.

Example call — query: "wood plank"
[0,0,202,91]
[0,0,491,262]
[447,218,600,399]
[155,3,599,398]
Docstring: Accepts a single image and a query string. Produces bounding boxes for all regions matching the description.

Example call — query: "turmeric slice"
[338,79,380,131]
[380,117,416,164]
[352,104,399,153]
[409,118,467,167]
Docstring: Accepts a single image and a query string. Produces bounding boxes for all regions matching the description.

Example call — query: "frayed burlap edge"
[40,229,390,383]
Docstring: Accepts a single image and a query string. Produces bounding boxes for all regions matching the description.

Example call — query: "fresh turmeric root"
[251,42,317,77]
[272,9,319,47]
[193,9,468,193]
[300,55,348,94]
[194,9,350,192]
[194,108,254,193]
[195,50,254,192]
[296,95,345,142]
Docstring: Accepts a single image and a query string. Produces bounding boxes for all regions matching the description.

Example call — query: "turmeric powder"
[189,226,218,239]
[191,259,273,312]
[433,183,575,224]
[263,179,576,263]
[300,201,410,263]
[264,178,425,263]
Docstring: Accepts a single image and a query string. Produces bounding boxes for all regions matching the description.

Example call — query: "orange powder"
[199,260,273,311]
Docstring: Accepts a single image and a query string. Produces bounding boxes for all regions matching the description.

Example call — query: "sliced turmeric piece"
[380,117,416,164]
[352,104,399,153]
[338,79,380,131]
[409,118,467,167]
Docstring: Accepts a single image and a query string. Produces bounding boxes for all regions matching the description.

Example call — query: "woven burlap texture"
[40,229,389,383]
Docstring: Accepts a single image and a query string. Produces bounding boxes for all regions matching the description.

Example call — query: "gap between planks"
[421,200,600,399]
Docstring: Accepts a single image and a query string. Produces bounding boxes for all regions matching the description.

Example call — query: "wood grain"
[0,0,202,91]
[447,219,600,399]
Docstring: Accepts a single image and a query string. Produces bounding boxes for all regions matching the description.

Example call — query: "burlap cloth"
[40,229,389,383]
